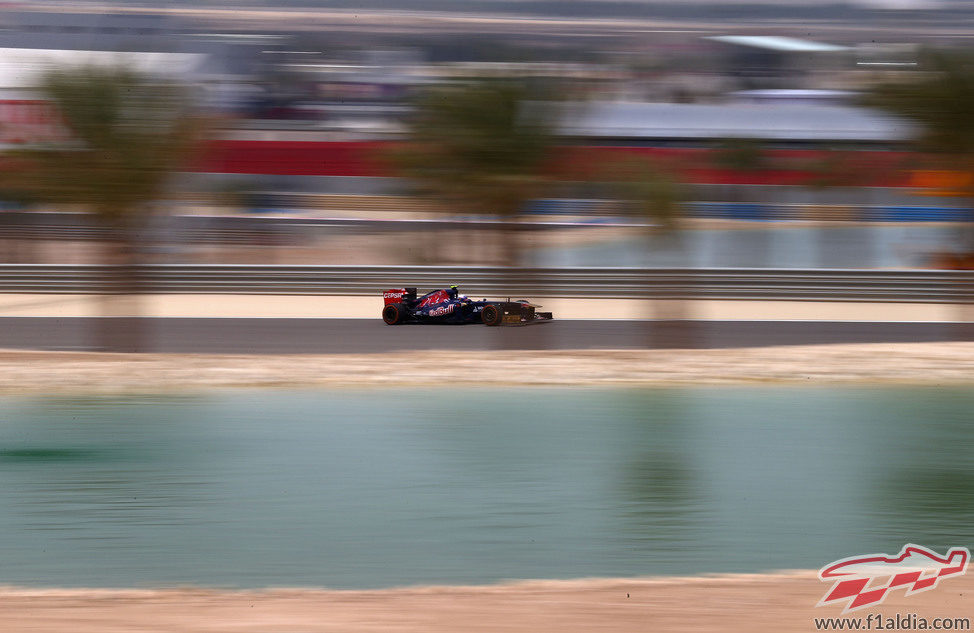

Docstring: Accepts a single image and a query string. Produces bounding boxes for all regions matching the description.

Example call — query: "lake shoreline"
[1,342,971,393]
[1,570,970,633]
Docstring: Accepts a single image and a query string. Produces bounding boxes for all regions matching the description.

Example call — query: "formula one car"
[382,286,553,326]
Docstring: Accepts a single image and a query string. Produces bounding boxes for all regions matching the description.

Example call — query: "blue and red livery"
[381,286,553,326]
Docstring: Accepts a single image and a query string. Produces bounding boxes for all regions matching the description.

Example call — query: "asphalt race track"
[0,318,969,353]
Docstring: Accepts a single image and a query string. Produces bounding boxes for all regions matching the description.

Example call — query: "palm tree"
[862,49,974,324]
[395,80,699,345]
[392,79,556,265]
[864,50,974,158]
[862,49,974,257]
[610,157,685,236]
[0,64,202,351]
[604,156,696,347]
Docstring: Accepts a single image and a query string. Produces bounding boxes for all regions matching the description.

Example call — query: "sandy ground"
[0,342,971,393]
[2,571,971,633]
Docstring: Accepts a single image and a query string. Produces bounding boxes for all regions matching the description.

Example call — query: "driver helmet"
[448,284,459,298]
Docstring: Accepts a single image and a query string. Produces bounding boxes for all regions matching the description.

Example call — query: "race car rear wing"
[383,287,417,306]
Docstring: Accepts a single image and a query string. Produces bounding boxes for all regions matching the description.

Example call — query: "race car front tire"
[383,303,406,325]
[481,304,503,326]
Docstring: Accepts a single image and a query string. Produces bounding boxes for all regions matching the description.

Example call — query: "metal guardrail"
[0,265,969,303]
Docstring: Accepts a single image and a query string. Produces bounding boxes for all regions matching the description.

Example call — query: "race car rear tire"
[383,303,406,325]
[481,304,503,326]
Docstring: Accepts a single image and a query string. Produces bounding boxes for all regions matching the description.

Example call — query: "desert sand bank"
[0,342,971,393]
[1,571,971,633]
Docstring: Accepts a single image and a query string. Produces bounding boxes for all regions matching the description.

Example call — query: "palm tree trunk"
[648,232,700,349]
[96,224,146,352]
[957,192,974,339]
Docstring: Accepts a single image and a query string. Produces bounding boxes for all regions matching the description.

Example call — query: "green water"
[0,386,970,588]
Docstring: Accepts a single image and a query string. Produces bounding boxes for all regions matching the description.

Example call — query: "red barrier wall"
[195,140,917,187]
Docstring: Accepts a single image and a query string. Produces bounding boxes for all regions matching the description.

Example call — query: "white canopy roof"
[561,101,912,142]
[0,48,206,89]
[706,36,849,53]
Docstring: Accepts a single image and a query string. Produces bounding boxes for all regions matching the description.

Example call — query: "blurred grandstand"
[0,6,969,270]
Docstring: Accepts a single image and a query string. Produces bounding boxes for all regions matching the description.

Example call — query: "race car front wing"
[482,301,553,326]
